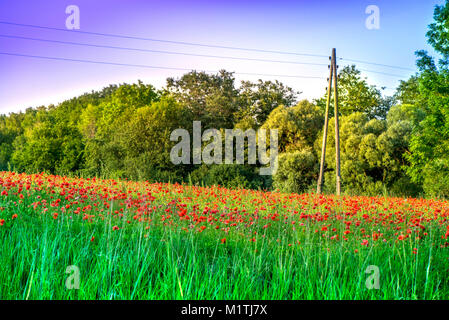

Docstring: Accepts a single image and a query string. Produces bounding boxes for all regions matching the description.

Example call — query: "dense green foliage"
[404,1,449,199]
[316,65,393,120]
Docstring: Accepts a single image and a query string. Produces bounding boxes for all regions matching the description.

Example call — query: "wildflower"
[397,234,407,241]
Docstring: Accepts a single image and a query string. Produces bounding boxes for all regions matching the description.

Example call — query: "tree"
[315,113,382,194]
[236,80,299,127]
[265,100,323,193]
[273,150,317,194]
[427,1,449,64]
[115,96,192,181]
[0,112,25,170]
[11,108,81,173]
[405,1,449,197]
[9,85,121,174]
[79,82,160,177]
[262,100,323,153]
[316,65,391,119]
[166,70,239,129]
[394,76,422,105]
[378,104,422,195]
[315,110,418,196]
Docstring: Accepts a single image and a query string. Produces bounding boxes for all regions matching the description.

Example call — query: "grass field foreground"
[0,171,448,299]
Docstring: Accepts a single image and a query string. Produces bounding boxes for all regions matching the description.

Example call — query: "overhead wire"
[0,20,415,72]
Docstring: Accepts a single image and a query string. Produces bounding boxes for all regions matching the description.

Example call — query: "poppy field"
[0,171,448,300]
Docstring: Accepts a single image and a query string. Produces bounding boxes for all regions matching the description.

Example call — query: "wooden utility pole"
[316,57,333,194]
[332,48,341,196]
[317,48,342,196]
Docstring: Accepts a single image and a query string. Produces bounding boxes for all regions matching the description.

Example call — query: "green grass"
[0,209,447,300]
[0,172,448,300]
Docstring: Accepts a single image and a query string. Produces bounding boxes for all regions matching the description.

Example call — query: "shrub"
[272,150,317,194]
[190,164,269,190]
[422,159,449,199]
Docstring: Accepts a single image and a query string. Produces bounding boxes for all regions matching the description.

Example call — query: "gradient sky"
[0,0,444,114]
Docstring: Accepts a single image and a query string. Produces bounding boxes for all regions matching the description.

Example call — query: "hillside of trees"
[3,2,449,198]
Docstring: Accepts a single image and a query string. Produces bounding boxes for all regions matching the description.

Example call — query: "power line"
[0,34,329,67]
[358,68,406,78]
[0,21,329,59]
[0,51,326,80]
[0,20,416,72]
[0,34,410,78]
[339,57,414,72]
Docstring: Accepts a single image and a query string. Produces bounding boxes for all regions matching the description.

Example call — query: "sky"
[0,0,444,114]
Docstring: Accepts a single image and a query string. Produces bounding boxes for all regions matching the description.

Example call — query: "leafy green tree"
[9,85,120,174]
[79,82,160,177]
[316,65,391,119]
[405,1,449,197]
[235,80,298,127]
[427,1,449,63]
[315,104,421,196]
[166,70,239,129]
[11,108,83,173]
[0,112,25,170]
[394,76,422,105]
[115,96,192,181]
[262,100,323,153]
[265,100,323,193]
[317,113,383,194]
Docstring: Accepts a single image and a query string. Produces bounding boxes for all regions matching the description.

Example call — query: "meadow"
[0,171,448,300]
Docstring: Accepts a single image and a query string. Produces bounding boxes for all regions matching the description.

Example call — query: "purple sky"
[0,0,443,114]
